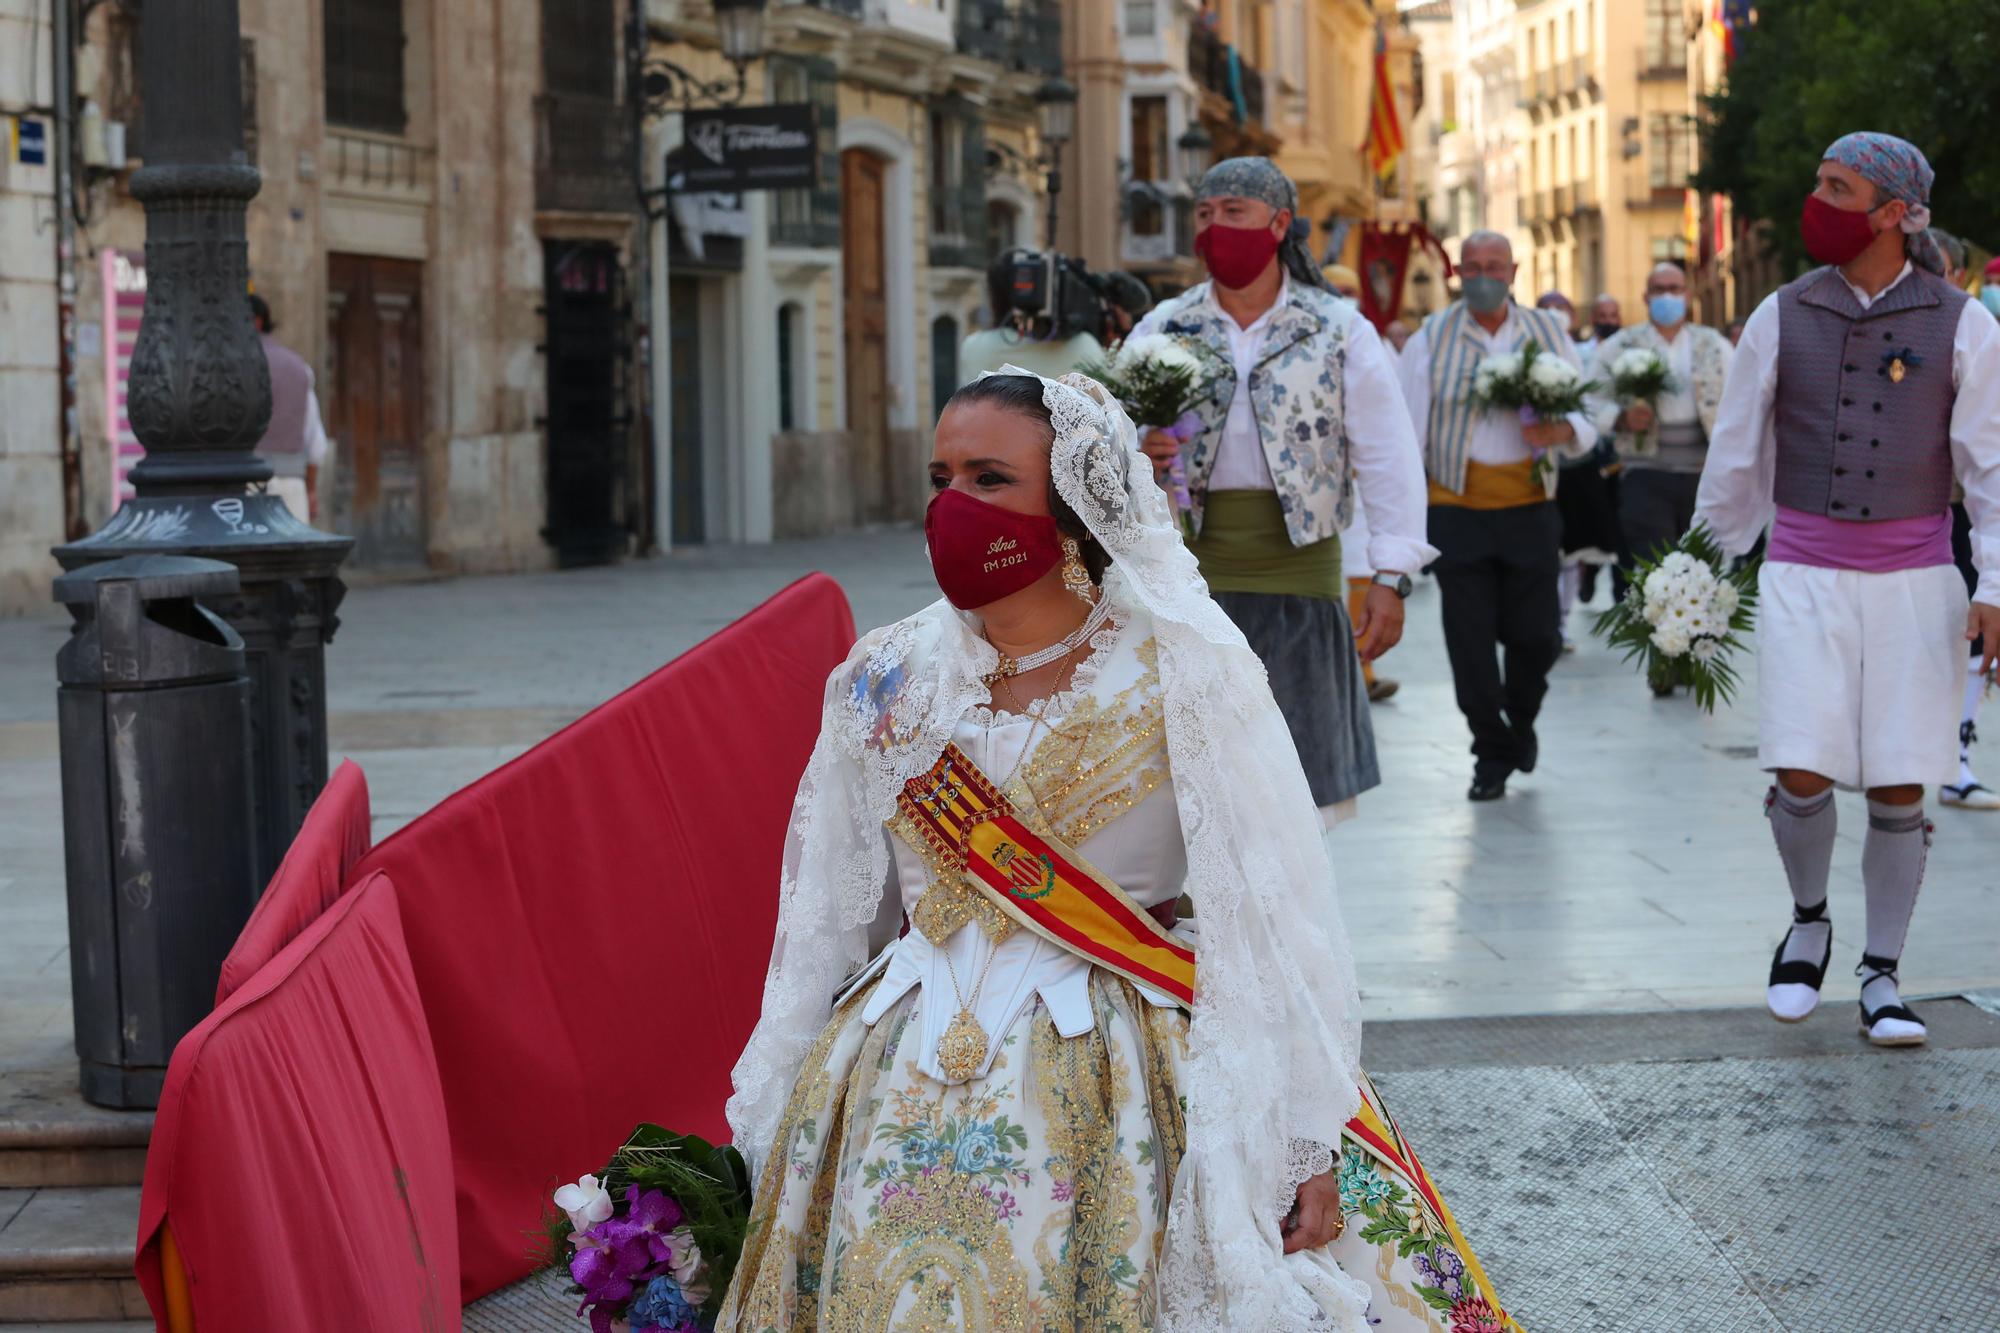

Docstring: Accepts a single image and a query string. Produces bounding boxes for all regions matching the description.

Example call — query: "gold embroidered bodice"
[892,638,1168,947]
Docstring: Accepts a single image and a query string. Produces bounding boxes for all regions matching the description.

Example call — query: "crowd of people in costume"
[713,131,1996,1328]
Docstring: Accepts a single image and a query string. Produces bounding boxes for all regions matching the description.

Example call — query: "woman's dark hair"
[943,374,1112,585]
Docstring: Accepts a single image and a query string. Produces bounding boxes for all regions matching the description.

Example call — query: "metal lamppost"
[1177,123,1214,187]
[1035,77,1077,247]
[54,0,352,890]
[633,0,769,118]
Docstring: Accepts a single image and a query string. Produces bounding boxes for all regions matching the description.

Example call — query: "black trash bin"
[54,555,258,1109]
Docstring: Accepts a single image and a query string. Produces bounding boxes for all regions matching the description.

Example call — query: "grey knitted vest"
[1773,266,1966,521]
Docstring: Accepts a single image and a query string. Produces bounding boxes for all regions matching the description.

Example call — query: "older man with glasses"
[1397,231,1599,800]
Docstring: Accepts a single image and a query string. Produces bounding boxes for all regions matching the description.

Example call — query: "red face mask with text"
[924,487,1063,610]
[1800,192,1882,267]
[1195,223,1283,289]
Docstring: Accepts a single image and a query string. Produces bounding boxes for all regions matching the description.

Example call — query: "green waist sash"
[1187,489,1343,600]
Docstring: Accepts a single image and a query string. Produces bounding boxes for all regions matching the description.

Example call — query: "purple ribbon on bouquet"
[1159,410,1202,515]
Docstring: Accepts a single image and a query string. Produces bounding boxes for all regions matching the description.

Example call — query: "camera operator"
[1095,269,1157,343]
[959,247,1108,383]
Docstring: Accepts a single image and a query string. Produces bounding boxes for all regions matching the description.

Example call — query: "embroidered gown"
[719,621,1521,1333]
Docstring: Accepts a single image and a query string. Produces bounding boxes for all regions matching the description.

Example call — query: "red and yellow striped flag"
[1365,30,1405,181]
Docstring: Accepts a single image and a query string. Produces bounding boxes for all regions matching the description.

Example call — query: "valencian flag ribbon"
[900,744,1196,1007]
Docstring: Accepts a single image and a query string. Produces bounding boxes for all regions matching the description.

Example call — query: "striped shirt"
[1396,301,1596,498]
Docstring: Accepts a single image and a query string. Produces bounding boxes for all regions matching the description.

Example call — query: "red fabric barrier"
[353,572,856,1302]
[136,870,459,1331]
[215,759,373,1006]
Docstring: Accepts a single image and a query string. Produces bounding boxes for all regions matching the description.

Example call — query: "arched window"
[931,315,960,423]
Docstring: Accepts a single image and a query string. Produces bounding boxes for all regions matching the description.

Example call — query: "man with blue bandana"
[1697,132,2000,1047]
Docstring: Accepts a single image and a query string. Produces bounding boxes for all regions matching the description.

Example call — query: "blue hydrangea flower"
[628,1273,700,1331]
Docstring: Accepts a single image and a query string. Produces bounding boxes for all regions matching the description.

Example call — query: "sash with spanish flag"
[899,742,1196,1008]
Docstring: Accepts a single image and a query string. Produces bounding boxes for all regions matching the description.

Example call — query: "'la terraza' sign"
[669,104,817,194]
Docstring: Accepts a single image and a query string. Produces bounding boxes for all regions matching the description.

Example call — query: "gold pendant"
[936,1007,989,1082]
[1890,357,1907,384]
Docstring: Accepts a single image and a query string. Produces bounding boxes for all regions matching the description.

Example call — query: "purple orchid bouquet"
[545,1125,752,1333]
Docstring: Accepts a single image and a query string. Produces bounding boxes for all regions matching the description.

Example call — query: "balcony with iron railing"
[1639,43,1687,79]
[956,0,1063,76]
[1189,25,1267,127]
[1553,183,1572,216]
[535,94,633,214]
[1574,176,1599,212]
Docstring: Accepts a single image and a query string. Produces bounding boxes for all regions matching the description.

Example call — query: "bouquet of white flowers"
[1470,341,1593,482]
[1608,348,1676,439]
[1084,333,1226,538]
[1592,525,1759,712]
[1608,346,1676,406]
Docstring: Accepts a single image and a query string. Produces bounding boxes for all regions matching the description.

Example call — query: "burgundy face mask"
[1195,223,1283,289]
[924,487,1063,610]
[1800,192,1882,267]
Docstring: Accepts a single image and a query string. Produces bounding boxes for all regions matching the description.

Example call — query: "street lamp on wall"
[1177,123,1214,187]
[1035,76,1077,244]
[636,0,771,117]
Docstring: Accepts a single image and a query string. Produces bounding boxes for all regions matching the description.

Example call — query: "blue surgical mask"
[1648,294,1687,326]
[1981,287,2000,319]
[1462,276,1510,315]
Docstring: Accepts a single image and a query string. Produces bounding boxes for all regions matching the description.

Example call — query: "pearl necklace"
[985,598,1114,681]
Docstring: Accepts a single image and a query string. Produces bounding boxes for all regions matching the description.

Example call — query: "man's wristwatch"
[1372,570,1413,599]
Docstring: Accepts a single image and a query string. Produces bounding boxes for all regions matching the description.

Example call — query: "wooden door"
[325,254,426,567]
[841,149,891,522]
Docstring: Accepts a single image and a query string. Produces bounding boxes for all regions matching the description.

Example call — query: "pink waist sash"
[1766,505,1954,573]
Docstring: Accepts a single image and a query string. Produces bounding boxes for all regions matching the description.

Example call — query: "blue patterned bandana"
[1194,156,1328,291]
[1822,132,1946,274]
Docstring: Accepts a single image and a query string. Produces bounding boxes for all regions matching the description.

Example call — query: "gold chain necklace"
[934,634,1091,1083]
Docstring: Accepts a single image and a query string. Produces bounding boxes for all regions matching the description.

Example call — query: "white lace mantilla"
[724,370,1370,1330]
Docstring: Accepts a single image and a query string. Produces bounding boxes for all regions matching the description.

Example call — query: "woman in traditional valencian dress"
[719,370,1522,1332]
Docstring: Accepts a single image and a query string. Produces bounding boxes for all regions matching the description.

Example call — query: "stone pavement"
[460,997,2000,1333]
[13,527,1993,1055]
[3,529,1998,1329]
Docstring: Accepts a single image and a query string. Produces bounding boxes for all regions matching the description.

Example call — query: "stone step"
[0,1187,145,1323]
[0,1069,150,1190]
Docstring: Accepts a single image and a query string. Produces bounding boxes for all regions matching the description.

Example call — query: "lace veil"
[724,369,1371,1329]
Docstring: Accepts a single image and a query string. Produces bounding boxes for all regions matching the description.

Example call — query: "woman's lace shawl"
[724,371,1371,1329]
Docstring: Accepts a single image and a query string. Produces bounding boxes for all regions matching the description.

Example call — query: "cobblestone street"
[4,532,1998,1329]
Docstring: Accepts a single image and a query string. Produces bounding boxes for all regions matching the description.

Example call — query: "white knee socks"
[1768,786,1835,967]
[1861,798,1929,964]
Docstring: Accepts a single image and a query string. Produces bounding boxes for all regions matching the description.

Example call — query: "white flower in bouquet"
[1691,638,1722,664]
[1527,355,1579,392]
[1643,599,1667,626]
[668,1224,710,1302]
[554,1173,616,1236]
[1652,623,1693,657]
[1611,348,1660,380]
[1115,333,1199,375]
[1711,581,1741,618]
